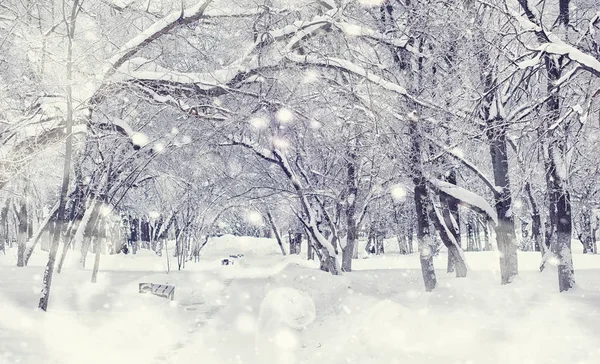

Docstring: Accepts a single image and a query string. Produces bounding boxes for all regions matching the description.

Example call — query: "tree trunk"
[58,200,92,274]
[479,47,518,283]
[39,0,80,311]
[473,217,481,251]
[164,239,171,274]
[302,225,340,275]
[579,208,593,254]
[592,217,599,254]
[525,182,543,254]
[80,203,101,269]
[544,6,574,290]
[397,232,410,255]
[307,234,314,260]
[466,217,474,252]
[408,224,414,253]
[439,171,466,277]
[486,115,518,284]
[0,199,9,252]
[91,237,101,283]
[551,154,574,291]
[430,199,467,278]
[342,151,358,272]
[16,200,27,267]
[482,220,491,251]
[266,210,286,256]
[375,233,385,255]
[409,119,436,292]
[92,213,106,283]
[289,232,302,255]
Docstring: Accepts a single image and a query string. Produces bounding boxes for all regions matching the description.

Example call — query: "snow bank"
[2,235,600,364]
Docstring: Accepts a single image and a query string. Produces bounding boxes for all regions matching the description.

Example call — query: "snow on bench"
[138,283,175,300]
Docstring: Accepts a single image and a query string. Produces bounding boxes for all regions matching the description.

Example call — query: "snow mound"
[258,287,316,330]
[255,287,316,363]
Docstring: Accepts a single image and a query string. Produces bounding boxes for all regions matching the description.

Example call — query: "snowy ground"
[1,235,600,364]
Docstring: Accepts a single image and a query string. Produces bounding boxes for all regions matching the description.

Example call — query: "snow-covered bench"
[138,283,175,300]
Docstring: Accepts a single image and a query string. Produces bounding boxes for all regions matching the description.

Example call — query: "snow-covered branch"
[286,53,444,112]
[426,136,499,196]
[508,0,600,77]
[429,179,498,224]
[104,1,214,80]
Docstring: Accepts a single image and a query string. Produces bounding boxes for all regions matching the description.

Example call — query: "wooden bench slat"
[139,283,175,300]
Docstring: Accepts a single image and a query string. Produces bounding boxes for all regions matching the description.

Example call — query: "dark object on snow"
[139,282,175,300]
[229,253,244,259]
[120,245,129,254]
[221,258,234,265]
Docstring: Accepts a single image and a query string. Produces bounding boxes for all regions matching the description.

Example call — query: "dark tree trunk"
[466,217,475,252]
[397,233,410,255]
[525,182,543,254]
[552,159,574,291]
[486,112,518,284]
[289,232,302,255]
[431,200,467,278]
[16,201,28,267]
[544,18,574,290]
[266,210,286,256]
[342,151,358,272]
[409,120,436,292]
[579,209,593,254]
[440,170,461,274]
[375,233,385,255]
[479,49,518,283]
[141,217,151,250]
[130,216,139,254]
[408,224,414,253]
[592,217,599,254]
[437,176,466,277]
[0,199,9,251]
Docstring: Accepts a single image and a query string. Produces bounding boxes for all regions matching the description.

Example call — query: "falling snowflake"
[272,137,290,150]
[451,147,465,159]
[131,132,149,147]
[100,204,112,217]
[250,116,269,129]
[154,142,165,153]
[276,108,294,123]
[303,69,319,83]
[246,210,264,226]
[358,0,384,6]
[309,119,322,129]
[390,184,407,202]
[513,199,523,210]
